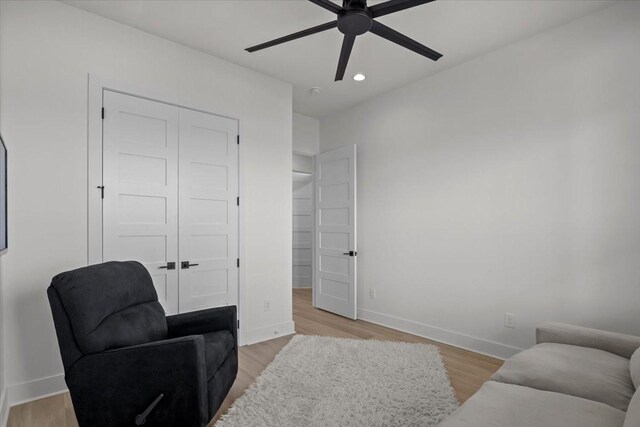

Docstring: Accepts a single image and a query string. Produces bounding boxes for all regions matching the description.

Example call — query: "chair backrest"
[48,261,167,369]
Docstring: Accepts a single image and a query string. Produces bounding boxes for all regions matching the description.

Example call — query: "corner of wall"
[6,374,67,408]
[0,390,9,427]
[244,321,296,346]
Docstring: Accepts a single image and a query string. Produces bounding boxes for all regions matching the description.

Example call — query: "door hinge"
[97,185,104,199]
[236,196,239,206]
[237,320,240,329]
[101,107,105,120]
[237,258,240,268]
[237,135,240,145]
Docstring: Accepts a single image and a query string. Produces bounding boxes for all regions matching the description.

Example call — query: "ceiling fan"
[246,0,443,81]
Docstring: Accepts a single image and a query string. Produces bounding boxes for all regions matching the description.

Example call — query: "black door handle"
[158,262,176,270]
[343,251,358,257]
[181,261,200,269]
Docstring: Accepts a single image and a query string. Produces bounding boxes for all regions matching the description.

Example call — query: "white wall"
[293,112,320,156]
[0,257,5,425]
[0,3,7,417]
[320,2,640,358]
[0,259,6,427]
[0,0,293,404]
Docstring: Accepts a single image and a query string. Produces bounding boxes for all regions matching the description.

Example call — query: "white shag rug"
[216,335,459,427]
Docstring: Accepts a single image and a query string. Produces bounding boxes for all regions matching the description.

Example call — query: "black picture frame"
[0,133,7,251]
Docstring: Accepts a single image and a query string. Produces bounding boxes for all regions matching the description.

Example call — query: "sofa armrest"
[67,336,209,427]
[536,322,640,358]
[167,305,237,345]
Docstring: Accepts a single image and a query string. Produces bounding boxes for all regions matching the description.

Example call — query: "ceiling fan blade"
[335,35,356,81]
[369,0,436,18]
[246,21,338,52]
[307,0,343,14]
[369,20,442,61]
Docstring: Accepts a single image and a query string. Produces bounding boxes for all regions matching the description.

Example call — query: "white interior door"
[178,108,239,312]
[314,145,357,319]
[102,90,179,314]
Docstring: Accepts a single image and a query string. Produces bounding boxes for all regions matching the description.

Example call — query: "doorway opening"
[293,146,358,320]
[292,153,314,294]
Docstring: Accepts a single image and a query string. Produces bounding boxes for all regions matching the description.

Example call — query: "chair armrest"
[166,305,237,344]
[67,336,209,427]
[536,322,640,358]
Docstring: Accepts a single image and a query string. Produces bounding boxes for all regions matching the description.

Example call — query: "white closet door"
[314,145,357,319]
[178,108,239,312]
[102,90,179,314]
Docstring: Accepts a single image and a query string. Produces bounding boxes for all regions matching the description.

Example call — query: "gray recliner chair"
[47,261,238,427]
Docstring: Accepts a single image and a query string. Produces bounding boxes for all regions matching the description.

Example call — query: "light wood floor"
[8,289,502,426]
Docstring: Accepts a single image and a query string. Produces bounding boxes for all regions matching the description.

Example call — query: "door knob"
[158,262,176,270]
[181,261,200,269]
[343,251,358,257]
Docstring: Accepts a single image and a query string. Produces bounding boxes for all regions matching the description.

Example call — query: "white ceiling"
[63,0,615,118]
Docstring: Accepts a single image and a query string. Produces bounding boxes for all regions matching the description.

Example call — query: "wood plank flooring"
[8,289,502,426]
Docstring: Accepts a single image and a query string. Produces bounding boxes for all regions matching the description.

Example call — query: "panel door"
[314,145,357,319]
[178,108,239,312]
[102,90,179,314]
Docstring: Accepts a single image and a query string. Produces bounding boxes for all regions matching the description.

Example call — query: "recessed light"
[353,73,366,82]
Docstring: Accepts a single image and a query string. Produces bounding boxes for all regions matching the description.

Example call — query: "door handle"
[181,261,200,269]
[343,251,358,257]
[158,262,176,270]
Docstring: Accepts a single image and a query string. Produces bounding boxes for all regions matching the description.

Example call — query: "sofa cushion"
[624,390,640,427]
[440,381,625,427]
[491,343,634,411]
[204,330,235,380]
[631,347,640,390]
[537,322,640,359]
[50,261,167,354]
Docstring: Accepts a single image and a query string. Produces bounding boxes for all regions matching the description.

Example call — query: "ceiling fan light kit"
[246,0,443,81]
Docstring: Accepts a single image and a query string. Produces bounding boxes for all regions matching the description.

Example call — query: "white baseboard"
[7,374,67,407]
[244,320,296,345]
[1,311,517,412]
[357,307,522,360]
[1,389,9,427]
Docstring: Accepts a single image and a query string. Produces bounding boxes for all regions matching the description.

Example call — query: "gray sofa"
[441,322,640,427]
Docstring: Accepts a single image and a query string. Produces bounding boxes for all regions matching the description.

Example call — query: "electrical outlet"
[504,313,516,329]
[370,289,376,299]
[264,300,271,312]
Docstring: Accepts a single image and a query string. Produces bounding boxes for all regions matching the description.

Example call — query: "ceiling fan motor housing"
[338,0,372,36]
[246,0,443,81]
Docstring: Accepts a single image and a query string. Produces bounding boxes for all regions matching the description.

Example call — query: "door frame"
[87,74,246,344]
